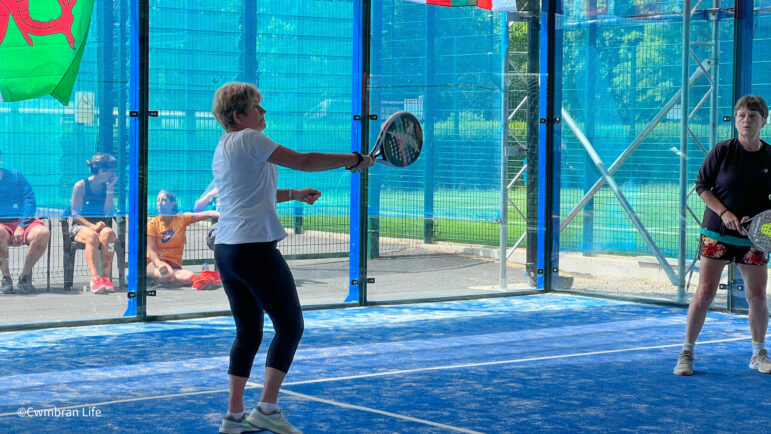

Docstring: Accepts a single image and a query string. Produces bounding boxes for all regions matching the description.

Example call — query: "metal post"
[128,0,149,318]
[529,2,543,288]
[500,14,511,289]
[583,0,597,256]
[709,1,719,151]
[347,0,371,304]
[729,0,754,311]
[369,0,383,258]
[423,6,435,245]
[118,0,129,264]
[678,0,692,302]
[549,1,564,289]
[358,0,371,305]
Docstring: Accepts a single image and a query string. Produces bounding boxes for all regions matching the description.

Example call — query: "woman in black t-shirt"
[675,95,771,376]
[69,153,118,295]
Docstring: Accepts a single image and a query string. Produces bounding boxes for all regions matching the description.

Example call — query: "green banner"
[0,0,95,105]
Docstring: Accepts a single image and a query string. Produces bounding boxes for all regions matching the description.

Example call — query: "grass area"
[278,184,704,257]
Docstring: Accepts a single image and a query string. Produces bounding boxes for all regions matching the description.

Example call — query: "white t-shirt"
[212,129,286,244]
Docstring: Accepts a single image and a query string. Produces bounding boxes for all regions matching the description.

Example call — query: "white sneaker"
[247,406,301,434]
[749,348,771,374]
[219,413,263,434]
[673,349,695,376]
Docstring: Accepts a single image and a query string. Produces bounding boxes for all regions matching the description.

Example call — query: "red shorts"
[699,234,769,265]
[0,219,44,246]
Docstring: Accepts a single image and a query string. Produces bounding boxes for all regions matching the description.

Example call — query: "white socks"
[258,402,279,414]
[753,341,765,356]
[226,411,245,420]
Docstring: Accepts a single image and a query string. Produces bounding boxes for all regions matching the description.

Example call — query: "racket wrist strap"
[346,152,363,170]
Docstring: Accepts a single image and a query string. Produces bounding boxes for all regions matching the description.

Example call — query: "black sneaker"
[1,276,13,294]
[17,274,35,293]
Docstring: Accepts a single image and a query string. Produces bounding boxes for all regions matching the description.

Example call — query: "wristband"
[719,209,728,217]
[345,152,363,170]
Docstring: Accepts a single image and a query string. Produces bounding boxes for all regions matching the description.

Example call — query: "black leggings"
[215,242,304,377]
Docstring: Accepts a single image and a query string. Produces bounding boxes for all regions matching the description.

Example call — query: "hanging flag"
[402,0,518,11]
[0,0,95,105]
[402,0,477,6]
[476,0,518,11]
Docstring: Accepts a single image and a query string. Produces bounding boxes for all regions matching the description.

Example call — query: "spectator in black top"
[675,95,771,376]
[69,153,118,294]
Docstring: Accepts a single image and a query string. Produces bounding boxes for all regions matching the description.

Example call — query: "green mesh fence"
[558,2,741,258]
[369,0,504,249]
[2,1,771,267]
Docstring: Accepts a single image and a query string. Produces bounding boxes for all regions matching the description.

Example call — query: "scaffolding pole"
[679,0,692,302]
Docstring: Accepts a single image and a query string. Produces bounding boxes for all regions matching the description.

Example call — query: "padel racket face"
[371,111,423,167]
[746,210,771,252]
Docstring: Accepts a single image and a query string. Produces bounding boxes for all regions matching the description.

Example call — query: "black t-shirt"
[695,138,771,240]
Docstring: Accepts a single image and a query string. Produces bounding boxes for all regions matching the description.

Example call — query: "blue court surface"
[2,293,771,433]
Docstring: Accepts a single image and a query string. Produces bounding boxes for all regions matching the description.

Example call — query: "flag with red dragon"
[0,0,94,105]
[402,0,519,11]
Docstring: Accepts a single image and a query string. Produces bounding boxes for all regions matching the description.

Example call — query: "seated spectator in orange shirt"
[147,190,218,286]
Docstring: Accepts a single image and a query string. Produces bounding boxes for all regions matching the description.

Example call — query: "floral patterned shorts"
[699,234,769,265]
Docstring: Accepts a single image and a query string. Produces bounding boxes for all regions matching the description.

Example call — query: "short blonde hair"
[212,82,263,132]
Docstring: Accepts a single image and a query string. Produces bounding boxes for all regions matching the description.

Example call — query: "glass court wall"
[366,0,539,301]
[552,1,746,309]
[0,0,131,325]
[146,1,356,316]
[3,0,771,329]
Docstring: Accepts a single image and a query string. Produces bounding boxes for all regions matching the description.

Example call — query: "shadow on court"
[1,293,770,432]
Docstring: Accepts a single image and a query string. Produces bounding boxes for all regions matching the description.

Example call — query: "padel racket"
[743,210,771,252]
[370,111,423,167]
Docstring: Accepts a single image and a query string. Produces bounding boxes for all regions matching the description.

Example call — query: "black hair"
[87,152,117,174]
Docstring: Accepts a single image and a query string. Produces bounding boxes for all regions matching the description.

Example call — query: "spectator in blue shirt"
[0,150,51,294]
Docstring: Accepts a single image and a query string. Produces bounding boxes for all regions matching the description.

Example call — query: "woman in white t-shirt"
[212,82,373,434]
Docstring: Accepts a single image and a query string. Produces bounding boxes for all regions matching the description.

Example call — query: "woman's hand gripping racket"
[369,111,423,168]
[742,210,771,252]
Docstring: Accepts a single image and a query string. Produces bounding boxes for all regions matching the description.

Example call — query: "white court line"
[283,336,749,386]
[0,387,231,417]
[0,336,749,419]
[273,386,482,434]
